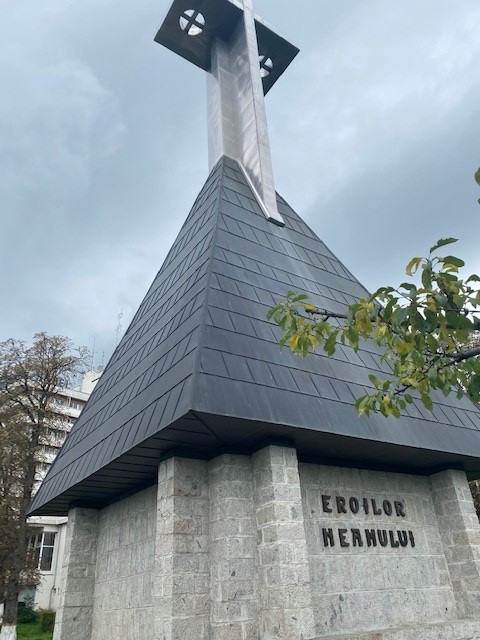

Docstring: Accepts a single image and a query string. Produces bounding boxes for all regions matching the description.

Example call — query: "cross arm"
[154,0,299,95]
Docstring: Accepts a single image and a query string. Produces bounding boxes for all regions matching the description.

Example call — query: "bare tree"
[0,334,88,640]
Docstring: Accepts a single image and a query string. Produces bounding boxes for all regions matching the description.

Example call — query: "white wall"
[26,518,68,611]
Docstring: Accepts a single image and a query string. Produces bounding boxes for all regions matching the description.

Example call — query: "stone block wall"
[54,446,480,640]
[253,447,315,639]
[155,457,210,640]
[430,469,480,618]
[91,486,156,640]
[53,507,98,640]
[209,454,259,640]
[300,464,457,637]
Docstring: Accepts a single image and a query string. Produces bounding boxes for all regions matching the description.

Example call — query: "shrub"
[39,610,56,633]
[17,602,38,624]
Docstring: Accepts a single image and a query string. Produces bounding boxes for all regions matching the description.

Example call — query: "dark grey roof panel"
[29,161,224,515]
[28,156,480,517]
[193,375,480,459]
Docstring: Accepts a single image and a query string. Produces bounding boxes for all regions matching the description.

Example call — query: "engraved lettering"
[395,501,406,517]
[322,495,333,514]
[372,499,382,515]
[351,528,363,547]
[349,497,360,514]
[398,531,408,547]
[336,497,347,514]
[365,529,377,547]
[389,530,400,547]
[383,500,393,516]
[339,529,350,547]
[322,528,335,547]
[409,531,415,548]
[363,498,370,515]
[377,529,388,547]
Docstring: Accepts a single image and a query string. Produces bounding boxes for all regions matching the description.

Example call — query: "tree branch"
[305,308,348,320]
[449,345,480,363]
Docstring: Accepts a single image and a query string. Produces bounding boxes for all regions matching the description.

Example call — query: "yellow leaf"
[443,263,459,273]
[406,257,422,276]
[396,341,412,356]
[288,334,300,351]
[303,304,318,313]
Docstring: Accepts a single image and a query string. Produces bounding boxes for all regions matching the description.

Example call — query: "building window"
[29,531,57,571]
[43,445,58,457]
[70,401,83,411]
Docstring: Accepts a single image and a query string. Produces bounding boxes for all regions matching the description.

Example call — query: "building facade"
[25,370,101,611]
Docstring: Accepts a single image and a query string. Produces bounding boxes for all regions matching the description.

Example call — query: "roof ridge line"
[191,157,228,409]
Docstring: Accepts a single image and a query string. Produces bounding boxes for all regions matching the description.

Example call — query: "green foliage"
[16,619,53,640]
[267,239,480,418]
[39,611,55,633]
[476,167,480,204]
[0,334,90,630]
[17,604,38,625]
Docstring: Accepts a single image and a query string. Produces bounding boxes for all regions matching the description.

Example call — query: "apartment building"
[24,370,101,611]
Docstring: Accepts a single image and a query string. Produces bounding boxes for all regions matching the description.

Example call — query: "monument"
[29,1,480,639]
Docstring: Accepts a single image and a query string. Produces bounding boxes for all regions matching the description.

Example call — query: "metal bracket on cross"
[155,0,300,227]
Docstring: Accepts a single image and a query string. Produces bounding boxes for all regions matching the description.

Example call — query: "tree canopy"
[268,238,480,419]
[0,333,88,639]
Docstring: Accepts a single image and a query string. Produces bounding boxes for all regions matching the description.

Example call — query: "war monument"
[29,1,480,638]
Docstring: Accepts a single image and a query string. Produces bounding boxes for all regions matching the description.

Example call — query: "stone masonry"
[53,507,98,640]
[155,457,210,640]
[91,486,156,640]
[53,446,480,640]
[209,455,260,640]
[253,446,316,639]
[300,463,457,636]
[431,468,480,619]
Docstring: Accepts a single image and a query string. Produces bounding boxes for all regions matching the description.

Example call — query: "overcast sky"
[1,0,479,365]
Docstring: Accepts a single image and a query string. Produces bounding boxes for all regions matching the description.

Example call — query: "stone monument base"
[53,445,480,640]
[320,619,480,639]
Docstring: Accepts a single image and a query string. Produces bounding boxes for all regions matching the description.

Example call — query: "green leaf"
[392,307,409,326]
[424,311,438,331]
[344,326,359,351]
[382,298,396,323]
[400,283,417,292]
[475,168,480,187]
[469,376,480,400]
[372,286,395,300]
[368,374,382,389]
[421,267,432,289]
[442,256,465,269]
[429,238,458,254]
[421,393,433,412]
[324,332,337,356]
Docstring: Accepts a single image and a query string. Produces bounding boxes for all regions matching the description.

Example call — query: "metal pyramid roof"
[29,157,480,516]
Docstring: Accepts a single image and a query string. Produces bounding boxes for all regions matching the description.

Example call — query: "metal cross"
[259,55,274,77]
[155,0,299,226]
[179,9,205,36]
